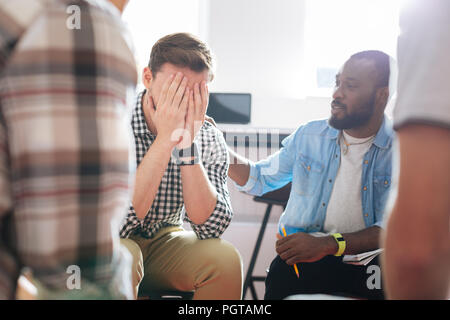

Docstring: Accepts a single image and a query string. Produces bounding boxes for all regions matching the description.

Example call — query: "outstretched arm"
[228,148,251,187]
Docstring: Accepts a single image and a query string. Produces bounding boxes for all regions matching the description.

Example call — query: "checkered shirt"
[120,90,233,240]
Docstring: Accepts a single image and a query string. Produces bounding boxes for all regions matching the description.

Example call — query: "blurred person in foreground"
[382,0,450,299]
[0,0,137,299]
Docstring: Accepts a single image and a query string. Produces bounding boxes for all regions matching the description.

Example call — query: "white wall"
[123,0,333,129]
[124,0,398,129]
[123,0,201,71]
[204,0,331,129]
[206,0,306,99]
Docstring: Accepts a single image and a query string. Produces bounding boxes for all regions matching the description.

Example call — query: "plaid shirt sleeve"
[119,204,143,238]
[0,0,137,299]
[184,123,233,240]
[0,0,31,299]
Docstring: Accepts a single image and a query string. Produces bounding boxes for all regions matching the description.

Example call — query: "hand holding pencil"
[276,225,333,270]
[281,226,300,278]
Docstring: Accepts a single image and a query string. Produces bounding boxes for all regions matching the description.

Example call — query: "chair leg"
[249,281,258,300]
[243,203,272,299]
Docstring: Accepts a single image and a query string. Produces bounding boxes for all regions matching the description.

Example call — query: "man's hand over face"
[148,72,190,150]
[177,81,209,149]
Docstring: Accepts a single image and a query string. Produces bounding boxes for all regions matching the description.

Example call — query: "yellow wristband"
[332,233,346,257]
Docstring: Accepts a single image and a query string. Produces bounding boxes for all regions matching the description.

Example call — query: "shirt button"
[335,154,338,158]
[329,179,332,183]
[384,180,389,185]
[307,166,311,171]
[364,213,369,217]
[363,186,367,191]
[364,160,369,164]
[322,202,326,207]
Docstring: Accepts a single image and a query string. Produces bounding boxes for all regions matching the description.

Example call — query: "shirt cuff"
[119,204,143,238]
[233,161,258,193]
[128,205,142,221]
[374,220,385,230]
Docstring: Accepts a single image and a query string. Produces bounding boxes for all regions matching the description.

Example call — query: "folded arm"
[183,127,233,239]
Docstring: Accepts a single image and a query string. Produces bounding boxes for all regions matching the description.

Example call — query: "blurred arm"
[382,124,450,299]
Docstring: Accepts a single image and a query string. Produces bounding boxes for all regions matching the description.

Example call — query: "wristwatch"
[331,233,346,257]
[172,142,200,166]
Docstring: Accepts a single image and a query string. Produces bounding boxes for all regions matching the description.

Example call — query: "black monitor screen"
[206,93,251,124]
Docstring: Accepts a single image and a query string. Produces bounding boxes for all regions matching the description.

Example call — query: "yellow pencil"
[281,226,300,278]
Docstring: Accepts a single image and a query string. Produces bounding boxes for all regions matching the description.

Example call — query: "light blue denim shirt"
[236,116,394,235]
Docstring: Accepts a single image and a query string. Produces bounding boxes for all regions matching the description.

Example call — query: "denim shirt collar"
[373,116,394,149]
[323,115,394,150]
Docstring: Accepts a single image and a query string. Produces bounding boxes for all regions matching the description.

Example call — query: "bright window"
[123,0,202,72]
[304,0,403,97]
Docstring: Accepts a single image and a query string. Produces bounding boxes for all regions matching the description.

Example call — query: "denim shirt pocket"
[293,154,325,196]
[373,175,392,215]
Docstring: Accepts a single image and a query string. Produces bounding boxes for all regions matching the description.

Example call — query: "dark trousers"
[264,255,385,300]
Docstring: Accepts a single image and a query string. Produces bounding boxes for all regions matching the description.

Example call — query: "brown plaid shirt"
[0,0,137,299]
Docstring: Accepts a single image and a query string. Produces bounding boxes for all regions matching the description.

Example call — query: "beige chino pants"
[120,226,243,300]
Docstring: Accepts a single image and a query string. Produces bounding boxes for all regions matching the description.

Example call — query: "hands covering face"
[147,72,209,150]
[179,78,209,149]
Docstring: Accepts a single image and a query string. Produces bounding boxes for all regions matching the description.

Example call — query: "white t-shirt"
[323,131,374,234]
[394,0,450,130]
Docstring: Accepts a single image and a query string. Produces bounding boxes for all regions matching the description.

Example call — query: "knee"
[189,239,243,299]
[265,256,294,288]
[267,255,290,277]
[265,256,291,299]
[204,239,243,276]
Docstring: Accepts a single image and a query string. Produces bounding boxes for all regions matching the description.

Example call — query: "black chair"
[243,183,291,300]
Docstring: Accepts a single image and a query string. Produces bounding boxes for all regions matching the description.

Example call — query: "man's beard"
[328,94,376,130]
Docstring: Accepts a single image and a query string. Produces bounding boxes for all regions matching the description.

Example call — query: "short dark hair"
[148,33,214,81]
[350,50,390,88]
